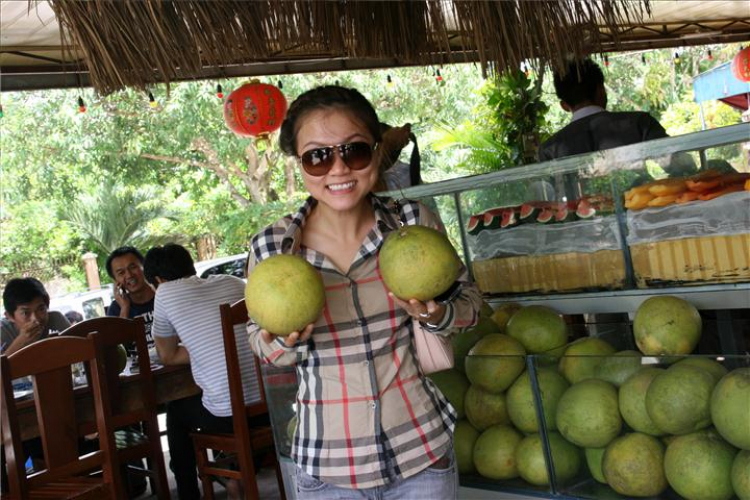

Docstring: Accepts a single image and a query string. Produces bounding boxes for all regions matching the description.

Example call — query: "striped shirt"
[246,195,481,489]
[152,274,261,417]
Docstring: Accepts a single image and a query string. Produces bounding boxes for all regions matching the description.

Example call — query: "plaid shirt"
[246,195,481,489]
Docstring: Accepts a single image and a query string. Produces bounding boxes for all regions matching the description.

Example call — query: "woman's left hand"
[389,293,446,325]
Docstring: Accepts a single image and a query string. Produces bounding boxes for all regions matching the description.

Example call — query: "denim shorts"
[295,444,458,500]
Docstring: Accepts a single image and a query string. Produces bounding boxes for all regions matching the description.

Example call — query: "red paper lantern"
[223,80,288,137]
[731,46,750,82]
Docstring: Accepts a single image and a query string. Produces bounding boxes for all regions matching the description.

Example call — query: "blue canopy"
[693,62,750,110]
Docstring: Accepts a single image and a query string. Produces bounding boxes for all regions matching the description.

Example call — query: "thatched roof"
[41,0,652,95]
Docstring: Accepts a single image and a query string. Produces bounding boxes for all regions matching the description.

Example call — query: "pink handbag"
[412,319,454,375]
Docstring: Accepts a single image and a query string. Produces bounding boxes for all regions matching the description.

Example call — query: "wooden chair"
[191,300,286,500]
[0,335,116,499]
[63,317,170,499]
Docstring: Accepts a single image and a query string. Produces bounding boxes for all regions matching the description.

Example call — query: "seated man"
[105,246,156,355]
[145,244,261,500]
[1,278,70,355]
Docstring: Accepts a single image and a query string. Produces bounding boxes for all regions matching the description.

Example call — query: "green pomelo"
[584,447,606,484]
[633,295,702,356]
[619,367,666,436]
[506,368,569,433]
[556,379,622,448]
[665,430,738,500]
[116,344,128,374]
[711,368,750,450]
[602,432,668,497]
[732,450,750,500]
[506,305,567,354]
[379,225,461,301]
[428,369,470,419]
[465,334,526,394]
[593,350,642,387]
[646,365,717,435]
[451,329,481,374]
[464,385,510,431]
[480,302,495,318]
[473,425,522,480]
[469,315,501,338]
[454,420,480,474]
[674,357,728,384]
[516,432,581,486]
[558,337,616,385]
[491,303,523,333]
[245,254,325,335]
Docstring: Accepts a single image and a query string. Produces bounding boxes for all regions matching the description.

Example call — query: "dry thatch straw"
[47,0,650,95]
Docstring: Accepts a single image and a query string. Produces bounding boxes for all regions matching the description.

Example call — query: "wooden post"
[82,252,101,291]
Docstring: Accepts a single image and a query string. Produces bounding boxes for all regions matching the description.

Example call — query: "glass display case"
[259,124,750,500]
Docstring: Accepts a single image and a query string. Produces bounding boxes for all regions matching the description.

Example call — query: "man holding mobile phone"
[105,246,156,352]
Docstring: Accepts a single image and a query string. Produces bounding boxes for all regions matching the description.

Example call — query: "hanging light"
[277,80,283,90]
[387,74,394,87]
[435,69,443,82]
[674,52,681,64]
[216,84,224,99]
[641,53,647,64]
[77,96,86,113]
[707,49,713,61]
[604,55,610,67]
[148,92,158,108]
[0,104,4,119]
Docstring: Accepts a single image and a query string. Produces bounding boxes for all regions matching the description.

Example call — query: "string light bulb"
[604,55,610,67]
[216,84,224,99]
[148,92,158,108]
[387,74,394,87]
[641,53,647,64]
[707,50,713,61]
[0,104,4,119]
[277,80,283,90]
[435,69,443,82]
[674,52,680,64]
[77,96,86,113]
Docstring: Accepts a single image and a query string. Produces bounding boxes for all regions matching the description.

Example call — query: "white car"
[50,285,115,320]
[193,253,248,280]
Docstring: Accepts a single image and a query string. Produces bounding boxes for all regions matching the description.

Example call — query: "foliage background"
[0,44,744,293]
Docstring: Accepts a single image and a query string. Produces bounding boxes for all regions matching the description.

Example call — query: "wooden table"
[15,364,200,441]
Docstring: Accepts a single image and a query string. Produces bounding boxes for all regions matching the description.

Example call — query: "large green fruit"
[665,430,738,500]
[469,315,501,338]
[428,369,470,419]
[646,364,716,435]
[379,225,461,301]
[711,368,750,450]
[674,357,728,384]
[584,447,606,484]
[245,254,325,335]
[556,379,622,448]
[633,295,702,356]
[516,432,581,486]
[451,329,481,373]
[116,344,128,374]
[454,420,480,474]
[473,425,522,480]
[506,368,569,433]
[619,367,665,436]
[558,337,616,385]
[506,305,567,354]
[464,385,510,431]
[732,450,750,500]
[479,301,494,318]
[593,350,642,387]
[602,433,668,497]
[491,303,522,333]
[465,334,526,394]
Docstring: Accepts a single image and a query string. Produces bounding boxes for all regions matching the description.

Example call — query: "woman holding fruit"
[246,85,481,499]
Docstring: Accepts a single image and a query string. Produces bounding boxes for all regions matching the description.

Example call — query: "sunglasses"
[298,141,377,177]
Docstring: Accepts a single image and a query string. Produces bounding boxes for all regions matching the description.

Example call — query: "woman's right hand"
[260,323,314,347]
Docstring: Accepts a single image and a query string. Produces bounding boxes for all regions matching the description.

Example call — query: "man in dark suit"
[539,58,669,161]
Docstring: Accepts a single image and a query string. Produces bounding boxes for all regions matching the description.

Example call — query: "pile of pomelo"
[430,296,749,500]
